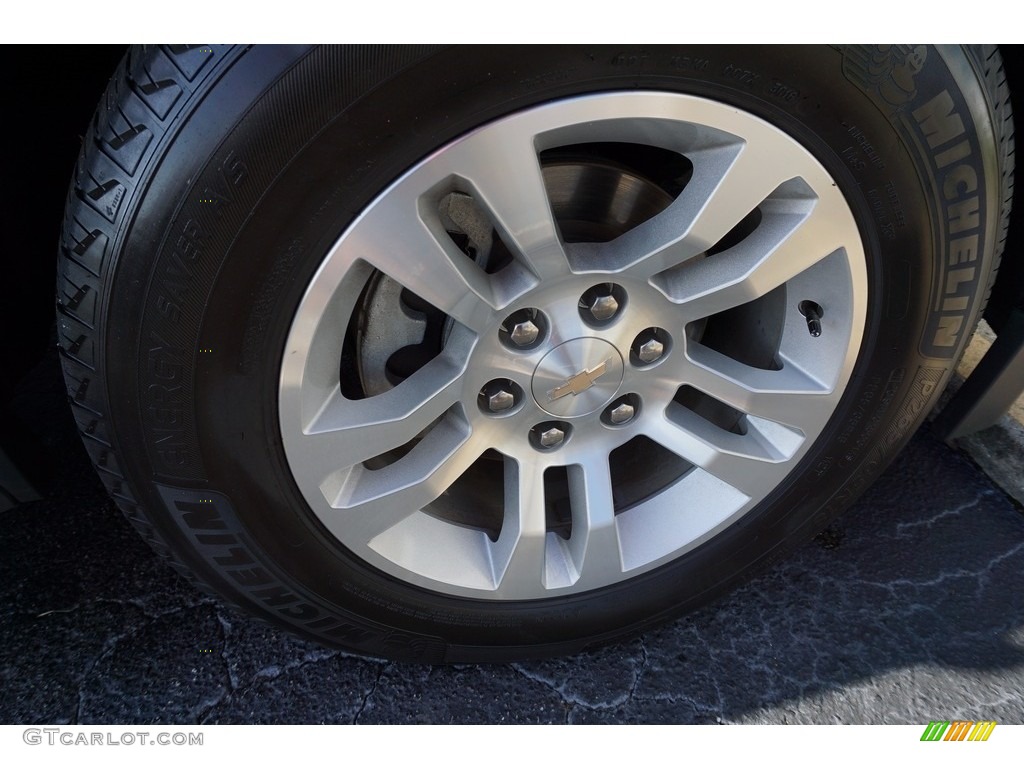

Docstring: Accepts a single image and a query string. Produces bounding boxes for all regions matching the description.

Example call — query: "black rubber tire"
[58,45,1013,662]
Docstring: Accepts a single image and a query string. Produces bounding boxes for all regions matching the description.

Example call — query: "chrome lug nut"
[578,284,626,327]
[637,338,665,363]
[488,389,516,412]
[479,379,524,416]
[589,294,620,321]
[631,328,670,367]
[531,421,571,450]
[501,308,546,350]
[609,402,635,425]
[510,320,540,347]
[538,427,565,448]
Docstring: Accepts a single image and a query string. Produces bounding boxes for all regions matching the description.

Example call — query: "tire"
[58,45,1013,662]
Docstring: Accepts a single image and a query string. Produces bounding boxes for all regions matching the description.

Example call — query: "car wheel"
[59,45,1012,661]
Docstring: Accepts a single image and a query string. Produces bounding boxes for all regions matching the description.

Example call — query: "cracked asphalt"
[3,353,1024,725]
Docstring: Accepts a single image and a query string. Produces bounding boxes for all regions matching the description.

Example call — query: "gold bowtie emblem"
[547,359,611,402]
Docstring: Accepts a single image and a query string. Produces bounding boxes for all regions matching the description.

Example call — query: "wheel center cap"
[532,338,624,417]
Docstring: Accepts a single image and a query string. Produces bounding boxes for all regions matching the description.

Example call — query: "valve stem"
[799,300,823,338]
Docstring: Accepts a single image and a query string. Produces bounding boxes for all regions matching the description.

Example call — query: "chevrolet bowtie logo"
[547,359,612,402]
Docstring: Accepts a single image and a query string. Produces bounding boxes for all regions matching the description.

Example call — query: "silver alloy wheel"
[278,92,868,600]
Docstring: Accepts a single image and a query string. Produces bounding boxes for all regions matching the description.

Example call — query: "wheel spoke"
[642,410,782,497]
[301,354,467,482]
[654,196,842,320]
[605,140,803,279]
[682,344,832,431]
[452,124,571,282]
[326,425,486,545]
[490,457,549,592]
[350,195,496,330]
[566,456,623,587]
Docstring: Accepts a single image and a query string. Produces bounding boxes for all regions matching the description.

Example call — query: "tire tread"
[969,44,1015,319]
[57,44,237,596]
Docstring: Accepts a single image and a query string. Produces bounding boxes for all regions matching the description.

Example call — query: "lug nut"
[538,427,565,448]
[510,320,540,347]
[637,338,665,363]
[603,394,640,427]
[589,294,620,321]
[609,403,635,424]
[480,379,524,416]
[531,421,571,451]
[631,328,671,367]
[579,284,626,326]
[501,309,546,350]
[488,389,516,412]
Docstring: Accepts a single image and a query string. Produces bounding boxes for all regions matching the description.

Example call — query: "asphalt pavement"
[2,352,1023,725]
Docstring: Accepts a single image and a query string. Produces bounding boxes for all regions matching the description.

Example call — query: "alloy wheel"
[278,91,867,600]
